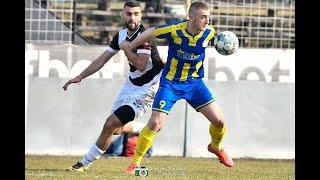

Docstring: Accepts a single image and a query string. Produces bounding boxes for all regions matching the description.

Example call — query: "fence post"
[183,100,188,157]
[72,0,77,44]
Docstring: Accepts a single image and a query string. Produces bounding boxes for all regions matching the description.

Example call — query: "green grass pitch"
[26,155,294,179]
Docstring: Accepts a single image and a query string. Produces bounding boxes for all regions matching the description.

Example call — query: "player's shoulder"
[206,24,215,32]
[139,24,146,31]
[156,20,188,30]
[118,27,127,34]
[111,27,127,39]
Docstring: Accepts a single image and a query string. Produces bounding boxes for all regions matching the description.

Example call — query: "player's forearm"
[78,61,103,79]
[122,46,146,71]
[129,28,155,50]
[78,51,113,79]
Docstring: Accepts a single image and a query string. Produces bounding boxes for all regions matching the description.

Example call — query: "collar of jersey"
[126,24,141,39]
[180,21,204,39]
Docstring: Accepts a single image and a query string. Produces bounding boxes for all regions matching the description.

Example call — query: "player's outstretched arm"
[62,50,115,91]
[129,28,155,50]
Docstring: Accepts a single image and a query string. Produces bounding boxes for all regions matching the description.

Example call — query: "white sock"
[132,121,147,133]
[80,144,105,167]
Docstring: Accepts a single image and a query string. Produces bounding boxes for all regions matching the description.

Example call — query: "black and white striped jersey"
[106,24,164,87]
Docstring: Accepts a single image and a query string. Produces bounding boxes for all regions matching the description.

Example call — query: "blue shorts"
[152,79,215,114]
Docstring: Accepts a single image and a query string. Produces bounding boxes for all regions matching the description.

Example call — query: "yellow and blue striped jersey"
[153,20,215,82]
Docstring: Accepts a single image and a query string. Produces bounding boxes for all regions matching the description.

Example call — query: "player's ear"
[188,14,195,21]
[121,10,125,19]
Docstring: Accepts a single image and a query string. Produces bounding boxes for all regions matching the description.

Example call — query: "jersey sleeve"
[153,23,174,40]
[136,41,152,55]
[106,32,120,53]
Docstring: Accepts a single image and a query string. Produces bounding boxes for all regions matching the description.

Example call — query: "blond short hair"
[188,1,209,15]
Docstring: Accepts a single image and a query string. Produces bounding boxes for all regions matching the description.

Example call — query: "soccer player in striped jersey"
[122,1,234,174]
[62,1,164,172]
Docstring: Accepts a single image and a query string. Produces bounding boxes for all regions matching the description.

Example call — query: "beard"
[125,21,138,31]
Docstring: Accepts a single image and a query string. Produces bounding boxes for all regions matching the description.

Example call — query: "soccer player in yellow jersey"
[120,1,234,174]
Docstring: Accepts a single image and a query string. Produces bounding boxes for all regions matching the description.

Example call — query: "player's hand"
[62,75,82,91]
[119,40,130,50]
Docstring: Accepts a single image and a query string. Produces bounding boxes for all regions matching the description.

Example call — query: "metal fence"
[25,0,75,44]
[25,0,295,48]
[208,0,295,48]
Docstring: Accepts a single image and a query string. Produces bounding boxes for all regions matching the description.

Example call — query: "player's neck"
[127,24,141,37]
[186,22,200,36]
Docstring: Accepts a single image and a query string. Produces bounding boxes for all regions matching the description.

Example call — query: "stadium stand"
[25,0,294,48]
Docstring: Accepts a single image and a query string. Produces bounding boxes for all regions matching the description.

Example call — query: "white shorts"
[110,78,159,120]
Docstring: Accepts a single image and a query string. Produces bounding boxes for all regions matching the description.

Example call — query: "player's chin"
[128,24,137,31]
[199,26,207,31]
